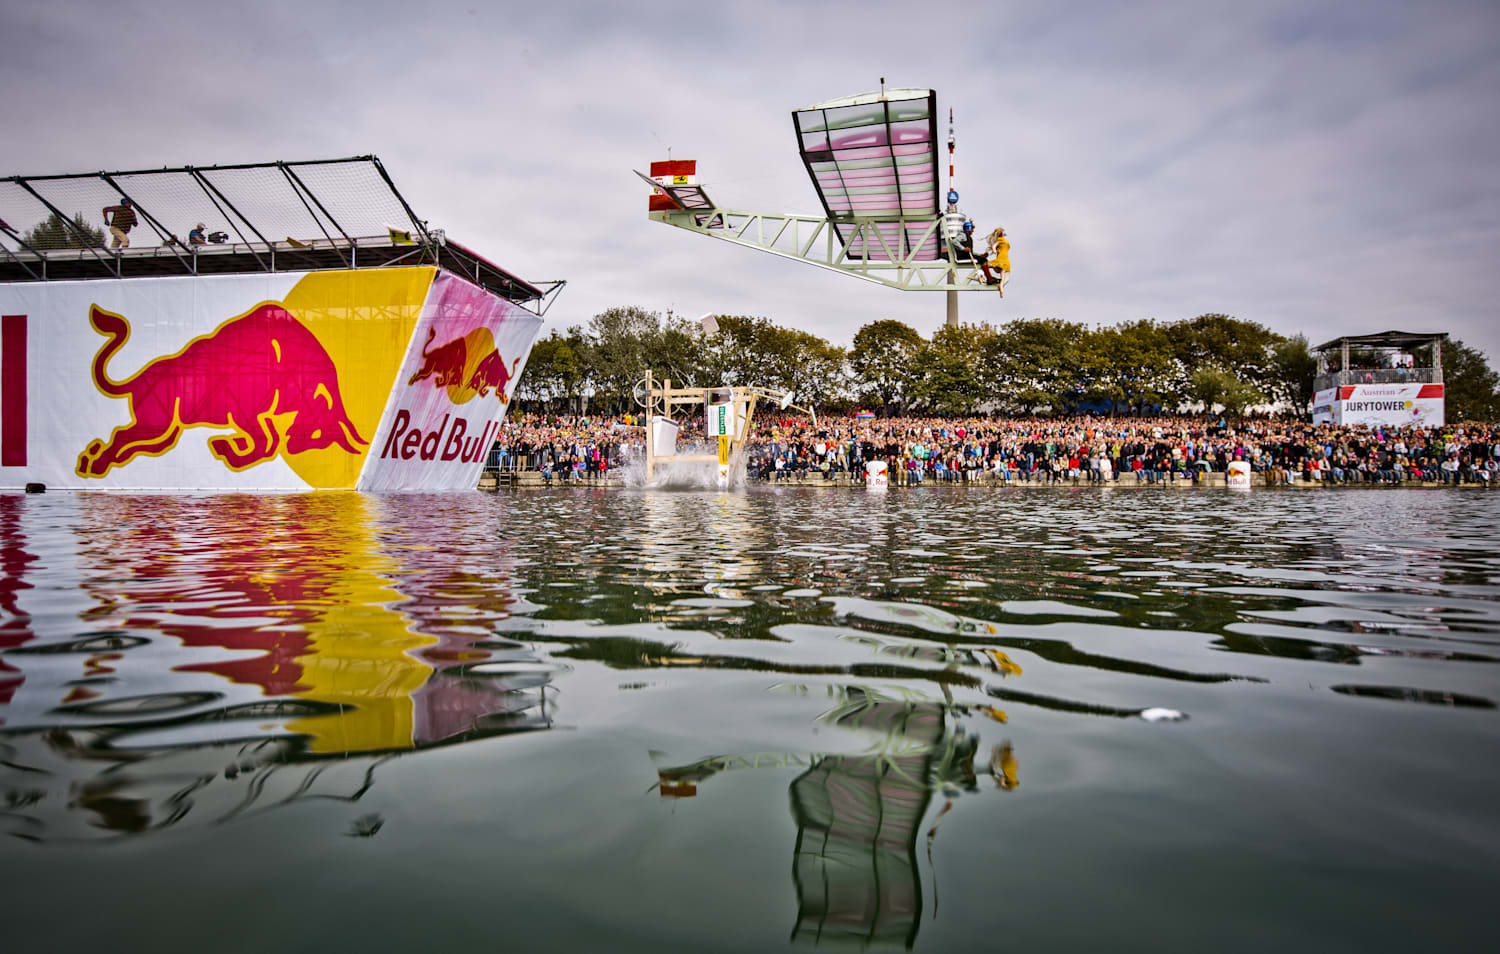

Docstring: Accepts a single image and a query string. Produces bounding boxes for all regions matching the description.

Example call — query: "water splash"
[617,442,743,490]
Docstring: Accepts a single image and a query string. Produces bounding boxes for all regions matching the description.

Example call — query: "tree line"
[16,212,108,249]
[13,206,1496,421]
[517,307,1500,421]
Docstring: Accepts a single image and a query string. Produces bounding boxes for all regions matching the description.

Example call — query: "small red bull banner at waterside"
[0,267,541,490]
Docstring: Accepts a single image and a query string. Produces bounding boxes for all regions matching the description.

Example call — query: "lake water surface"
[1,486,1497,951]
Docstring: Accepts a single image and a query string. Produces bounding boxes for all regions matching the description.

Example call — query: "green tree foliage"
[982,318,1087,413]
[701,315,798,390]
[516,329,587,409]
[1122,320,1184,410]
[698,314,849,409]
[1190,366,1266,417]
[785,333,850,411]
[1075,320,1179,413]
[645,313,702,388]
[579,306,706,412]
[513,303,1486,424]
[911,323,986,415]
[1171,314,1280,392]
[1268,334,1317,417]
[21,211,105,249]
[1441,339,1500,421]
[586,306,658,406]
[849,319,926,413]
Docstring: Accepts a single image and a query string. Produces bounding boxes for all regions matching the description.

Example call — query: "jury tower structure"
[638,86,1002,327]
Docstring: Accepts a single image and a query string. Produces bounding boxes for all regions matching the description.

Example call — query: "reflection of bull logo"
[468,349,521,400]
[77,304,367,478]
[408,328,467,388]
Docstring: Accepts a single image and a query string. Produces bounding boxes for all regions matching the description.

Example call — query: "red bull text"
[380,411,496,463]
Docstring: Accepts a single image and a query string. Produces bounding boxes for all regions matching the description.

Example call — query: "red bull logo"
[407,327,521,404]
[77,303,367,478]
[408,327,469,389]
[468,347,521,398]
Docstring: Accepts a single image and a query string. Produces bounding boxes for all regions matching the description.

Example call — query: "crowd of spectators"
[492,412,1500,486]
[489,412,674,483]
[742,416,1500,485]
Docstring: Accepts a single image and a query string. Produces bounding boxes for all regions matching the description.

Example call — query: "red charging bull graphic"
[76,303,366,477]
[405,326,521,405]
[408,327,469,389]
[468,346,522,398]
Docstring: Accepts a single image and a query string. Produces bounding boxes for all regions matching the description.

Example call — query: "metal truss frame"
[649,205,999,292]
[3,156,562,311]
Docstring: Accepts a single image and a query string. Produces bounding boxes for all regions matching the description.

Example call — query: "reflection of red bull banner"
[0,266,541,490]
[0,496,35,723]
[3,493,536,743]
[0,492,555,842]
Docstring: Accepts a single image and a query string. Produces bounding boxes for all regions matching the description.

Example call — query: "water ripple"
[2,486,1498,950]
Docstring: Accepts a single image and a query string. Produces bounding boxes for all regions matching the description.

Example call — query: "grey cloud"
[3,0,1497,362]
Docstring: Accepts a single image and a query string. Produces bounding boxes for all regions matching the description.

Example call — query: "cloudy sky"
[4,0,1497,360]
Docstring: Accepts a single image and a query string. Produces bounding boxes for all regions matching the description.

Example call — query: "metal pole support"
[946,266,958,327]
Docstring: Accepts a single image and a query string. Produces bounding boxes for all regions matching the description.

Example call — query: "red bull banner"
[363,271,539,491]
[0,267,541,490]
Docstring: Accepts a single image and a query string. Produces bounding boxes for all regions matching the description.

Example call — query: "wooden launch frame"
[637,370,815,484]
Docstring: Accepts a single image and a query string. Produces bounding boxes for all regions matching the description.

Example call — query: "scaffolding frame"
[646,203,1000,293]
[1,156,565,315]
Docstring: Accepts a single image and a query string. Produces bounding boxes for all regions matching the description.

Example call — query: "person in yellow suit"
[985,226,1010,297]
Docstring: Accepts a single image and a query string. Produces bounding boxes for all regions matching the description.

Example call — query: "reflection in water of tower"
[655,685,1017,949]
